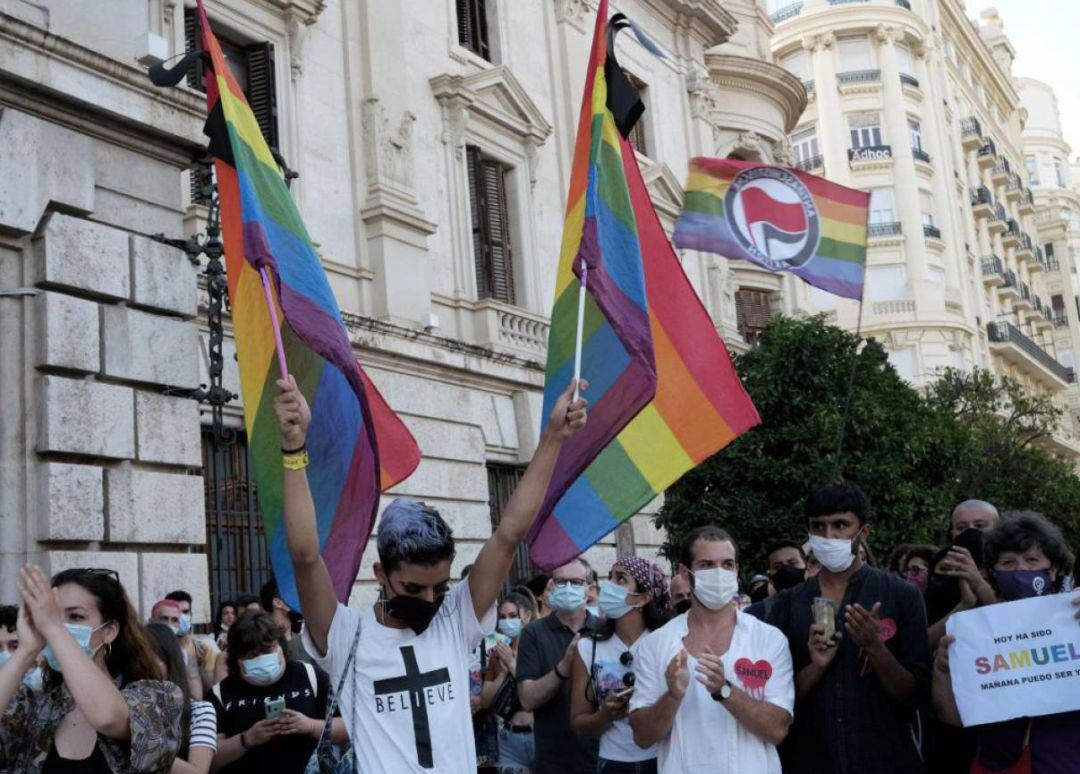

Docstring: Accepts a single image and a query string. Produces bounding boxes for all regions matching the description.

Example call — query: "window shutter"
[456,0,490,60]
[456,0,473,48]
[184,8,205,91]
[466,147,489,300]
[245,42,278,151]
[482,158,515,305]
[735,290,772,345]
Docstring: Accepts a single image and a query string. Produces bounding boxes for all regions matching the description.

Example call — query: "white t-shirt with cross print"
[302,578,495,772]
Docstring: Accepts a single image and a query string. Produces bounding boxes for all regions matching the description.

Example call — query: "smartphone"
[613,686,634,699]
[812,597,837,642]
[264,697,286,719]
[484,632,511,650]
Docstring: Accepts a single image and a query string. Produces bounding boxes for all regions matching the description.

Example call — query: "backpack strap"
[302,661,319,699]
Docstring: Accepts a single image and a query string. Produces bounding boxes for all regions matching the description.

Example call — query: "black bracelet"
[554,663,568,680]
[281,443,307,454]
[239,732,249,749]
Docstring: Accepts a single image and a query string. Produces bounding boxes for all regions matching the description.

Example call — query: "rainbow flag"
[674,157,870,300]
[528,4,759,569]
[527,0,658,561]
[195,0,420,609]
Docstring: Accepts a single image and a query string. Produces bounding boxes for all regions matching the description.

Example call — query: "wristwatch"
[712,681,732,702]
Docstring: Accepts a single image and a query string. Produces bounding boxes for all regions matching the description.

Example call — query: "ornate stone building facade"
[0,0,804,618]
[769,0,1080,457]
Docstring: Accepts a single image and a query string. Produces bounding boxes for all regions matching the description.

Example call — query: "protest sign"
[946,593,1080,726]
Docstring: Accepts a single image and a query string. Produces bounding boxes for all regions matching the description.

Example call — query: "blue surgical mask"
[994,569,1054,601]
[43,622,109,672]
[241,651,284,686]
[0,652,10,670]
[177,614,192,637]
[549,583,587,614]
[497,618,523,640]
[598,580,642,620]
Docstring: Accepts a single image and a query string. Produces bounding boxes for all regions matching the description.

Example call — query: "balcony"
[869,221,903,239]
[838,69,881,85]
[900,73,920,91]
[1005,175,1023,202]
[1019,188,1035,215]
[980,254,1004,286]
[988,203,1008,234]
[770,2,803,23]
[971,185,994,219]
[474,300,550,358]
[1003,220,1022,249]
[912,147,931,164]
[977,140,997,168]
[992,158,1012,184]
[1053,312,1069,328]
[923,224,942,239]
[895,0,912,8]
[795,154,824,173]
[997,268,1019,300]
[848,145,892,165]
[1017,233,1036,264]
[1016,282,1033,309]
[1047,258,1061,272]
[987,321,1071,386]
[961,117,983,150]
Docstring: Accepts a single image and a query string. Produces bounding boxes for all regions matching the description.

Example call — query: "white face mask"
[808,535,856,573]
[691,568,739,610]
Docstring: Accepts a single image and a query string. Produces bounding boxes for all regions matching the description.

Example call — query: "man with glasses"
[517,557,601,773]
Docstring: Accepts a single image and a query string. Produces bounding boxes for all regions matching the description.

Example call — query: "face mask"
[771,564,806,593]
[23,665,44,693]
[384,583,446,636]
[691,568,739,610]
[597,580,643,620]
[497,618,523,639]
[176,614,192,637]
[994,569,1053,601]
[241,651,285,686]
[904,569,929,594]
[808,535,857,573]
[549,583,587,614]
[43,622,109,672]
[673,599,692,615]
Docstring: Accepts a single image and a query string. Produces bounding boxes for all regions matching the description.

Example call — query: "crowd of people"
[1,377,1078,773]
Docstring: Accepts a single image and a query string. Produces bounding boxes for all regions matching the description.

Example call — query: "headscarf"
[616,556,669,611]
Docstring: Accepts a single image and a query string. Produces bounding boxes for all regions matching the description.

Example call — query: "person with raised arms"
[272,375,586,772]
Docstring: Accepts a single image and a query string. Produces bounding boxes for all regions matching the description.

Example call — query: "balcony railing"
[1047,259,1061,272]
[971,185,993,206]
[981,255,1004,277]
[803,79,815,94]
[1019,282,1032,302]
[895,0,912,8]
[869,221,902,237]
[961,117,982,137]
[1053,312,1069,328]
[795,154,824,172]
[912,147,931,163]
[923,224,942,239]
[979,139,997,157]
[1003,269,1018,288]
[993,158,1012,177]
[770,2,803,22]
[900,73,920,89]
[987,321,1071,383]
[993,203,1008,222]
[1006,219,1021,236]
[838,69,881,84]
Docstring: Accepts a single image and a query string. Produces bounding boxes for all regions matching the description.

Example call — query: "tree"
[655,316,1080,574]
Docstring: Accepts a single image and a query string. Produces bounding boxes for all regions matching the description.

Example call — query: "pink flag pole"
[259,266,289,382]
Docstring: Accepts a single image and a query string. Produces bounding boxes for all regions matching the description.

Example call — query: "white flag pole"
[572,264,589,403]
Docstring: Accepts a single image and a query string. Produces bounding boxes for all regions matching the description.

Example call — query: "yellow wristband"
[282,450,309,470]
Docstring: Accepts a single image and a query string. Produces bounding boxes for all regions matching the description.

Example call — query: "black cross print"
[373,646,452,768]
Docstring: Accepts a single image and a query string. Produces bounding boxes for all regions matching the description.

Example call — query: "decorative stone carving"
[286,16,310,81]
[555,0,596,30]
[821,31,836,49]
[362,98,417,191]
[774,136,794,166]
[874,25,898,45]
[686,68,720,122]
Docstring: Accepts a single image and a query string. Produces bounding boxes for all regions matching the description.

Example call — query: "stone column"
[808,33,852,188]
[875,26,930,299]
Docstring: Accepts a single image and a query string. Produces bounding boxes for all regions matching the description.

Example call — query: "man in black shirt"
[516,557,600,774]
[764,483,930,774]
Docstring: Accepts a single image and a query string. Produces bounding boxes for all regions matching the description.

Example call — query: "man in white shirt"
[629,526,794,773]
[273,375,586,772]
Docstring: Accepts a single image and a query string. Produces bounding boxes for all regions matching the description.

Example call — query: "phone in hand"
[613,686,635,699]
[264,697,286,719]
[484,632,511,650]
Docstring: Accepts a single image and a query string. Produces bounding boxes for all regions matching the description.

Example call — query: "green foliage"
[655,316,1080,574]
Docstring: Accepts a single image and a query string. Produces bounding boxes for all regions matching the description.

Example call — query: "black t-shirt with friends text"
[210,660,329,774]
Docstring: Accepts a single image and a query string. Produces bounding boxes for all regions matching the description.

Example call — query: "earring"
[104,642,112,659]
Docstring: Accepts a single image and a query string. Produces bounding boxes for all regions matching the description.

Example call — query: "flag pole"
[259,266,289,382]
[572,264,589,403]
[831,292,866,481]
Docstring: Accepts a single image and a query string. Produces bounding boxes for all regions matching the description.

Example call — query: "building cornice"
[704,53,807,133]
[771,4,928,56]
[937,0,1019,109]
[0,10,204,164]
[640,0,737,48]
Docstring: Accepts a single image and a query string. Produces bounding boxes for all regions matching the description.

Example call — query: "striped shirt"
[189,700,218,750]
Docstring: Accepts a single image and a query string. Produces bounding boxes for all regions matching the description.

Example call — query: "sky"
[963,0,1080,157]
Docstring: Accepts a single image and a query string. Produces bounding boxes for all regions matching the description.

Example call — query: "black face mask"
[673,599,692,615]
[383,581,445,636]
[771,564,806,593]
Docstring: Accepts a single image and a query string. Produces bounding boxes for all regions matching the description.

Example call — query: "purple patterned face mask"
[993,569,1053,601]
[903,568,928,594]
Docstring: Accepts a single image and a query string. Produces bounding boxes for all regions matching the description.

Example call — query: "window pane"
[780,49,808,80]
[838,36,871,70]
[868,264,907,300]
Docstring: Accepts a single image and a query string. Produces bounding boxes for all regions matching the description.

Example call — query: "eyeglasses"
[56,567,120,583]
[552,578,588,588]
